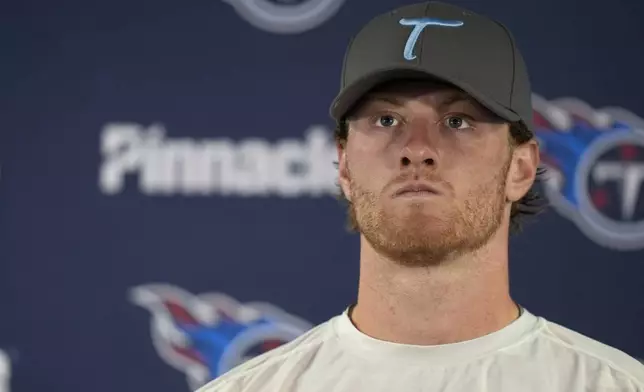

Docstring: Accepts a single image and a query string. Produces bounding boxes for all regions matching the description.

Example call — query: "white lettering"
[272,138,308,197]
[99,123,339,197]
[305,127,339,196]
[139,126,174,194]
[235,139,273,196]
[0,350,10,392]
[99,123,146,194]
[181,139,236,196]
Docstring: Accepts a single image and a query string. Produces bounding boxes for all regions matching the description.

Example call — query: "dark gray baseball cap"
[329,1,533,132]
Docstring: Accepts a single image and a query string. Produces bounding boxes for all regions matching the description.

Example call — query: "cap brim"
[329,66,521,123]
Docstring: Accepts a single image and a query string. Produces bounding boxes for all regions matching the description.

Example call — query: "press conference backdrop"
[2,0,644,391]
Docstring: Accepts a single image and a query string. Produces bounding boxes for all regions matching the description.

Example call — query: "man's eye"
[444,115,473,130]
[376,115,399,127]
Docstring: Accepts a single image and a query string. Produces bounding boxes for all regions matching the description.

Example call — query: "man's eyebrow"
[345,95,404,119]
[348,90,496,120]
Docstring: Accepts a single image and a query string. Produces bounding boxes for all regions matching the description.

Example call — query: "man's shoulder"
[538,318,644,385]
[195,315,339,392]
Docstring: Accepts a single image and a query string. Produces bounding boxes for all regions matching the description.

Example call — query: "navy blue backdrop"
[2,0,643,391]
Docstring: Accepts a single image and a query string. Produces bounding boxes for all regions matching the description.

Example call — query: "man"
[198,2,644,391]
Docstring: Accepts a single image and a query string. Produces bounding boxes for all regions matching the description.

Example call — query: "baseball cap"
[329,1,534,132]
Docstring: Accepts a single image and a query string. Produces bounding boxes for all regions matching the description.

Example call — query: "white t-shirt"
[196,307,644,391]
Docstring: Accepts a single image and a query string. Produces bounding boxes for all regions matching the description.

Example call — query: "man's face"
[337,81,524,266]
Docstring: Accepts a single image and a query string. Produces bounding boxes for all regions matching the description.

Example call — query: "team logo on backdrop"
[99,123,337,197]
[130,284,312,390]
[221,0,345,34]
[533,93,644,251]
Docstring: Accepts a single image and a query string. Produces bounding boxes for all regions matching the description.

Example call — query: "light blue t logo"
[399,18,464,60]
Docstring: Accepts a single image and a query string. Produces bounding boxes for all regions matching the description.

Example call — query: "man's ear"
[337,141,352,202]
[506,139,540,202]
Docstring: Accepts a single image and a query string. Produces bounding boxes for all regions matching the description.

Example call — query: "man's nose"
[399,123,439,168]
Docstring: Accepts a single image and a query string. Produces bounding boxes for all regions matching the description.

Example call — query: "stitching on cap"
[493,20,517,106]
[341,35,356,88]
[418,2,433,62]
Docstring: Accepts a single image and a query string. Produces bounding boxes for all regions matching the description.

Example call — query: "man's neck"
[350,235,519,346]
